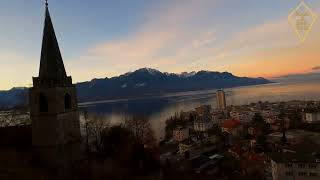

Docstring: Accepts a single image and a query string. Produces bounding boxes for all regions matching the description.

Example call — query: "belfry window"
[39,94,48,112]
[64,93,72,110]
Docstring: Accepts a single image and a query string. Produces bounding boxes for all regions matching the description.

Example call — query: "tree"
[252,113,270,133]
[85,113,110,152]
[101,125,133,157]
[288,110,302,128]
[255,134,267,153]
[82,109,90,152]
[279,109,287,144]
[252,113,263,124]
[0,107,30,127]
[124,115,156,147]
[165,117,177,140]
[99,125,160,175]
[189,113,194,122]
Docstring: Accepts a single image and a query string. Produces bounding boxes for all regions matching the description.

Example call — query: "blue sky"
[0,0,319,89]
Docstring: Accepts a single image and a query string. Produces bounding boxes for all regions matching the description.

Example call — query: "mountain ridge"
[0,68,271,108]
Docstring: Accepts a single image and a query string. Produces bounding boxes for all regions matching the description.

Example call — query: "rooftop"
[270,152,320,163]
[268,129,320,140]
[38,4,67,81]
[195,115,211,123]
[221,119,241,129]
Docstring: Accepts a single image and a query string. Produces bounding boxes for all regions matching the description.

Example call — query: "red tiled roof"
[248,153,267,161]
[221,119,241,128]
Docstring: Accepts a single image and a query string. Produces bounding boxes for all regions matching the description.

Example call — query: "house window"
[39,94,48,112]
[298,172,307,176]
[285,163,293,168]
[285,171,293,176]
[309,164,317,169]
[309,172,318,177]
[64,93,72,110]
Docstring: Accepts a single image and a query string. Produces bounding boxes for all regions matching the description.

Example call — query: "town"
[159,90,320,180]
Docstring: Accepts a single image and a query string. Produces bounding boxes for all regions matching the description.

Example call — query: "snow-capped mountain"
[0,68,271,107]
[179,71,196,78]
[76,68,271,102]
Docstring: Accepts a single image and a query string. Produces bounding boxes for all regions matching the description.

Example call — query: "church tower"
[29,2,81,166]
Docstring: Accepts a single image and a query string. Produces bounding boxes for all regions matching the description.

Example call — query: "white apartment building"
[270,153,320,180]
[305,112,320,124]
[216,90,226,110]
[229,111,254,123]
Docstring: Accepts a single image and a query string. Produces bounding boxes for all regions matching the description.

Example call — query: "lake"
[79,79,320,140]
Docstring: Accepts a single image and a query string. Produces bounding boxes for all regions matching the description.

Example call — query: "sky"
[0,0,319,90]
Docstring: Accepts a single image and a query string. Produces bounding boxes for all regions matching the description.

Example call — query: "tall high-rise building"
[29,2,81,166]
[216,90,227,110]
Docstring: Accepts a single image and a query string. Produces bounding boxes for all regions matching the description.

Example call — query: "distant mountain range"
[0,87,29,108]
[0,68,271,108]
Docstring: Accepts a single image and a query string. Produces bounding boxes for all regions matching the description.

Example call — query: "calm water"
[79,80,320,140]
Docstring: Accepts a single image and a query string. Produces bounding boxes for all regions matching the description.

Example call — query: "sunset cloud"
[312,66,320,71]
[1,0,319,89]
[72,0,220,76]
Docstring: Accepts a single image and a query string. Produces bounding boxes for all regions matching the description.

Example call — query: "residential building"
[221,119,243,136]
[270,152,320,180]
[194,116,213,132]
[179,142,193,154]
[260,109,280,124]
[216,90,226,110]
[211,111,225,124]
[248,127,262,137]
[250,139,257,148]
[304,112,320,124]
[265,115,278,124]
[230,111,254,123]
[228,145,247,159]
[173,127,189,142]
[267,130,320,145]
[262,110,280,119]
[195,105,211,116]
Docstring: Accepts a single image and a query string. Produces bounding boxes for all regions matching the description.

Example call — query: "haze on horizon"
[0,0,320,90]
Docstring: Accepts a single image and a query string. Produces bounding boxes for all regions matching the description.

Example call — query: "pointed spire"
[39,2,67,81]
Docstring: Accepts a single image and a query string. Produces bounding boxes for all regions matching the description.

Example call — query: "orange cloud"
[68,0,220,80]
[69,1,320,83]
[204,13,320,78]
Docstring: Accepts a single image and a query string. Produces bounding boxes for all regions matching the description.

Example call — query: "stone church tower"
[29,2,81,166]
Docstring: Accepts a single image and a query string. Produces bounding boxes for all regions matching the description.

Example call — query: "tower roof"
[39,4,67,80]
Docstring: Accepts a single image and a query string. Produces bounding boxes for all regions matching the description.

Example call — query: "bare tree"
[123,115,156,147]
[84,113,110,152]
[0,107,30,127]
[83,109,90,152]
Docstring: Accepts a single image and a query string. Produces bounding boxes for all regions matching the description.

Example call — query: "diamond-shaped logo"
[288,1,317,43]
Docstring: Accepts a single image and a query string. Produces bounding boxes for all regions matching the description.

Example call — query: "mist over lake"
[79,79,320,140]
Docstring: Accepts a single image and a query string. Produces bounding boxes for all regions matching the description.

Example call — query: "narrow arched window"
[39,94,48,112]
[64,93,72,110]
